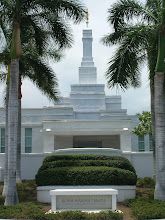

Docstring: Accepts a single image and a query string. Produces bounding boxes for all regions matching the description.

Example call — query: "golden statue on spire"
[86,8,89,27]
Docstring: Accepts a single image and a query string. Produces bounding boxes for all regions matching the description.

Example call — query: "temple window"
[25,128,32,153]
[138,135,145,152]
[1,128,5,153]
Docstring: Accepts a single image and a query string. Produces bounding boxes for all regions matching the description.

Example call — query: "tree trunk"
[16,76,22,183]
[5,59,19,205]
[150,79,156,179]
[2,83,9,195]
[154,72,165,201]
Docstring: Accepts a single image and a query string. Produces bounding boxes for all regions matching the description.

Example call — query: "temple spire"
[79,28,97,84]
[86,8,89,27]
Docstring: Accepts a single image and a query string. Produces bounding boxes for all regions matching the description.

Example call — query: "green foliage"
[133,111,152,136]
[101,0,159,90]
[0,195,5,205]
[39,159,136,174]
[46,210,123,220]
[37,154,137,186]
[0,202,123,220]
[125,198,165,220]
[36,166,137,186]
[0,0,86,102]
[17,180,37,202]
[0,202,47,219]
[136,177,155,188]
[43,154,130,164]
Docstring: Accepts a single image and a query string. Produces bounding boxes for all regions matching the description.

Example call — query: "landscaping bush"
[136,177,155,188]
[36,166,137,186]
[36,154,137,186]
[17,180,37,202]
[0,195,5,205]
[43,154,130,164]
[38,159,136,174]
[124,198,165,219]
[46,210,123,220]
[0,202,123,220]
[0,202,45,219]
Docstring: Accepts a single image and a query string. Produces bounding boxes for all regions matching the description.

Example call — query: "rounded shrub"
[36,154,137,186]
[38,159,136,174]
[35,166,137,186]
[43,154,129,164]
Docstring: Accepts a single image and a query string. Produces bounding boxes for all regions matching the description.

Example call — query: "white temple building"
[0,28,153,180]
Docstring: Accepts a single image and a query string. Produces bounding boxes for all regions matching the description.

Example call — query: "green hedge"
[136,177,155,188]
[35,166,137,186]
[125,198,165,220]
[43,154,129,164]
[0,202,123,220]
[38,159,136,174]
[0,195,5,205]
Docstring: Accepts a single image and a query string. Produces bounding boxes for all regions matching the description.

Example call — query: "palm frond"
[44,13,73,49]
[0,71,7,83]
[36,0,86,24]
[20,52,59,101]
[105,24,154,89]
[108,0,158,31]
[21,15,48,55]
[0,46,10,66]
[101,24,155,46]
[106,48,142,90]
[145,0,162,22]
[45,48,63,62]
[101,28,127,46]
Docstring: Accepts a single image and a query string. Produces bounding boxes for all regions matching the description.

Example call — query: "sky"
[0,0,150,115]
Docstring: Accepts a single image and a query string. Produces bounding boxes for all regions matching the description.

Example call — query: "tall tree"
[0,0,85,205]
[0,47,63,194]
[101,0,165,199]
[154,0,165,200]
[0,20,62,194]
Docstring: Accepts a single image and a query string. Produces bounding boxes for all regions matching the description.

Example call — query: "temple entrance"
[73,135,120,149]
[54,135,121,150]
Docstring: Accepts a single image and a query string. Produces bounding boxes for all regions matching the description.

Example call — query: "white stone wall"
[123,152,153,177]
[0,151,153,181]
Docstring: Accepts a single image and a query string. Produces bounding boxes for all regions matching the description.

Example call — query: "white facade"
[0,28,153,180]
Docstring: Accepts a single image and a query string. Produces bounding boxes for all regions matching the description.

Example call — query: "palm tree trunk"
[5,59,19,205]
[154,72,165,201]
[2,83,9,195]
[150,80,156,179]
[16,76,22,183]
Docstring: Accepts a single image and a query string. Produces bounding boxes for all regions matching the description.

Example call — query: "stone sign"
[50,188,118,211]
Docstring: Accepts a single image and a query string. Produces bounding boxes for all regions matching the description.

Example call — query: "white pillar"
[112,194,117,210]
[51,195,56,211]
[120,132,132,151]
[43,134,54,153]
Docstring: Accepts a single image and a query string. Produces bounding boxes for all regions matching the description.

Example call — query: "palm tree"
[0,0,86,205]
[0,36,62,193]
[0,22,62,194]
[101,0,165,200]
[154,0,165,200]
